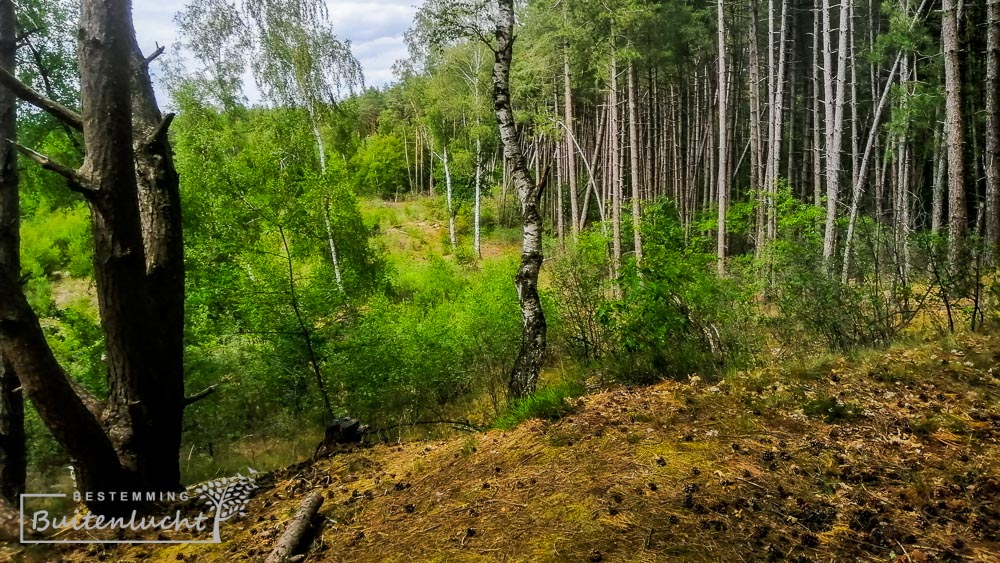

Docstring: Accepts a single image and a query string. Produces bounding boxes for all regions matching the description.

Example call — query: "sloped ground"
[11,332,1000,562]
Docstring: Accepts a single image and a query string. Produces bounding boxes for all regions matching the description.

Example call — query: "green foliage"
[351,133,410,198]
[767,190,921,351]
[550,229,614,361]
[605,200,759,383]
[333,259,522,428]
[493,380,585,430]
[20,203,92,279]
[802,396,863,424]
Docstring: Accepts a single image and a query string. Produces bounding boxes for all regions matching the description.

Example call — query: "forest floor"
[12,330,1000,562]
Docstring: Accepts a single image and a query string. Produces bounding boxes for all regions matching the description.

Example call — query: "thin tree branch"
[371,419,482,437]
[23,37,85,154]
[184,385,219,407]
[15,28,43,44]
[0,68,83,130]
[143,44,166,67]
[6,140,92,194]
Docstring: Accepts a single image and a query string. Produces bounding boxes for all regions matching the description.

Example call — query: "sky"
[131,0,419,96]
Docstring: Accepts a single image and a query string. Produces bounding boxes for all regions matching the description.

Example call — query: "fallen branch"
[265,492,324,563]
[371,419,482,439]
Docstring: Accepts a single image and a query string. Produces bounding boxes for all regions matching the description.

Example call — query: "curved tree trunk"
[0,0,25,505]
[494,0,546,399]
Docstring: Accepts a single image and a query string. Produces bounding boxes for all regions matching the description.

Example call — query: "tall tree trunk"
[494,0,546,399]
[628,59,643,265]
[840,0,928,279]
[563,7,579,241]
[610,48,622,279]
[841,52,902,281]
[717,0,729,275]
[812,0,823,207]
[81,0,165,492]
[822,0,851,265]
[750,0,766,253]
[987,0,1000,255]
[932,126,946,233]
[0,0,25,505]
[443,146,457,251]
[308,112,344,291]
[0,0,188,508]
[127,18,188,493]
[943,0,966,265]
[474,136,483,257]
[765,0,789,244]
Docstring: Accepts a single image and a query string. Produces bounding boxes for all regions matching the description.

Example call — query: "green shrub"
[550,229,614,362]
[493,380,585,430]
[604,200,760,384]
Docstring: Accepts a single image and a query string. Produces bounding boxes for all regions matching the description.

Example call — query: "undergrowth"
[493,380,586,430]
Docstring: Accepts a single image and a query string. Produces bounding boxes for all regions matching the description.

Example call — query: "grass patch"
[802,396,863,424]
[493,381,586,430]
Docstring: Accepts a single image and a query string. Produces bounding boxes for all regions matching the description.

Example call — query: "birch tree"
[494,0,547,398]
[178,1,363,291]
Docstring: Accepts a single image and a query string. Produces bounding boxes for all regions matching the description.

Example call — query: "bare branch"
[0,67,83,130]
[184,384,219,407]
[143,44,166,67]
[6,140,92,194]
[145,113,176,147]
[15,28,43,45]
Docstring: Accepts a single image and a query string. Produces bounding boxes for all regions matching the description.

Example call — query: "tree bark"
[442,146,457,251]
[765,0,788,244]
[0,0,25,505]
[717,0,729,276]
[932,126,946,233]
[127,20,186,494]
[474,136,483,257]
[307,112,344,291]
[627,59,643,265]
[563,6,579,241]
[494,0,546,399]
[943,0,966,265]
[812,0,823,207]
[0,0,188,507]
[822,0,851,265]
[265,492,324,563]
[609,48,622,279]
[987,0,1000,255]
[841,52,903,281]
[750,0,765,253]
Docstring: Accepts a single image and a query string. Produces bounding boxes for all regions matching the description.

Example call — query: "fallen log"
[265,492,325,563]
